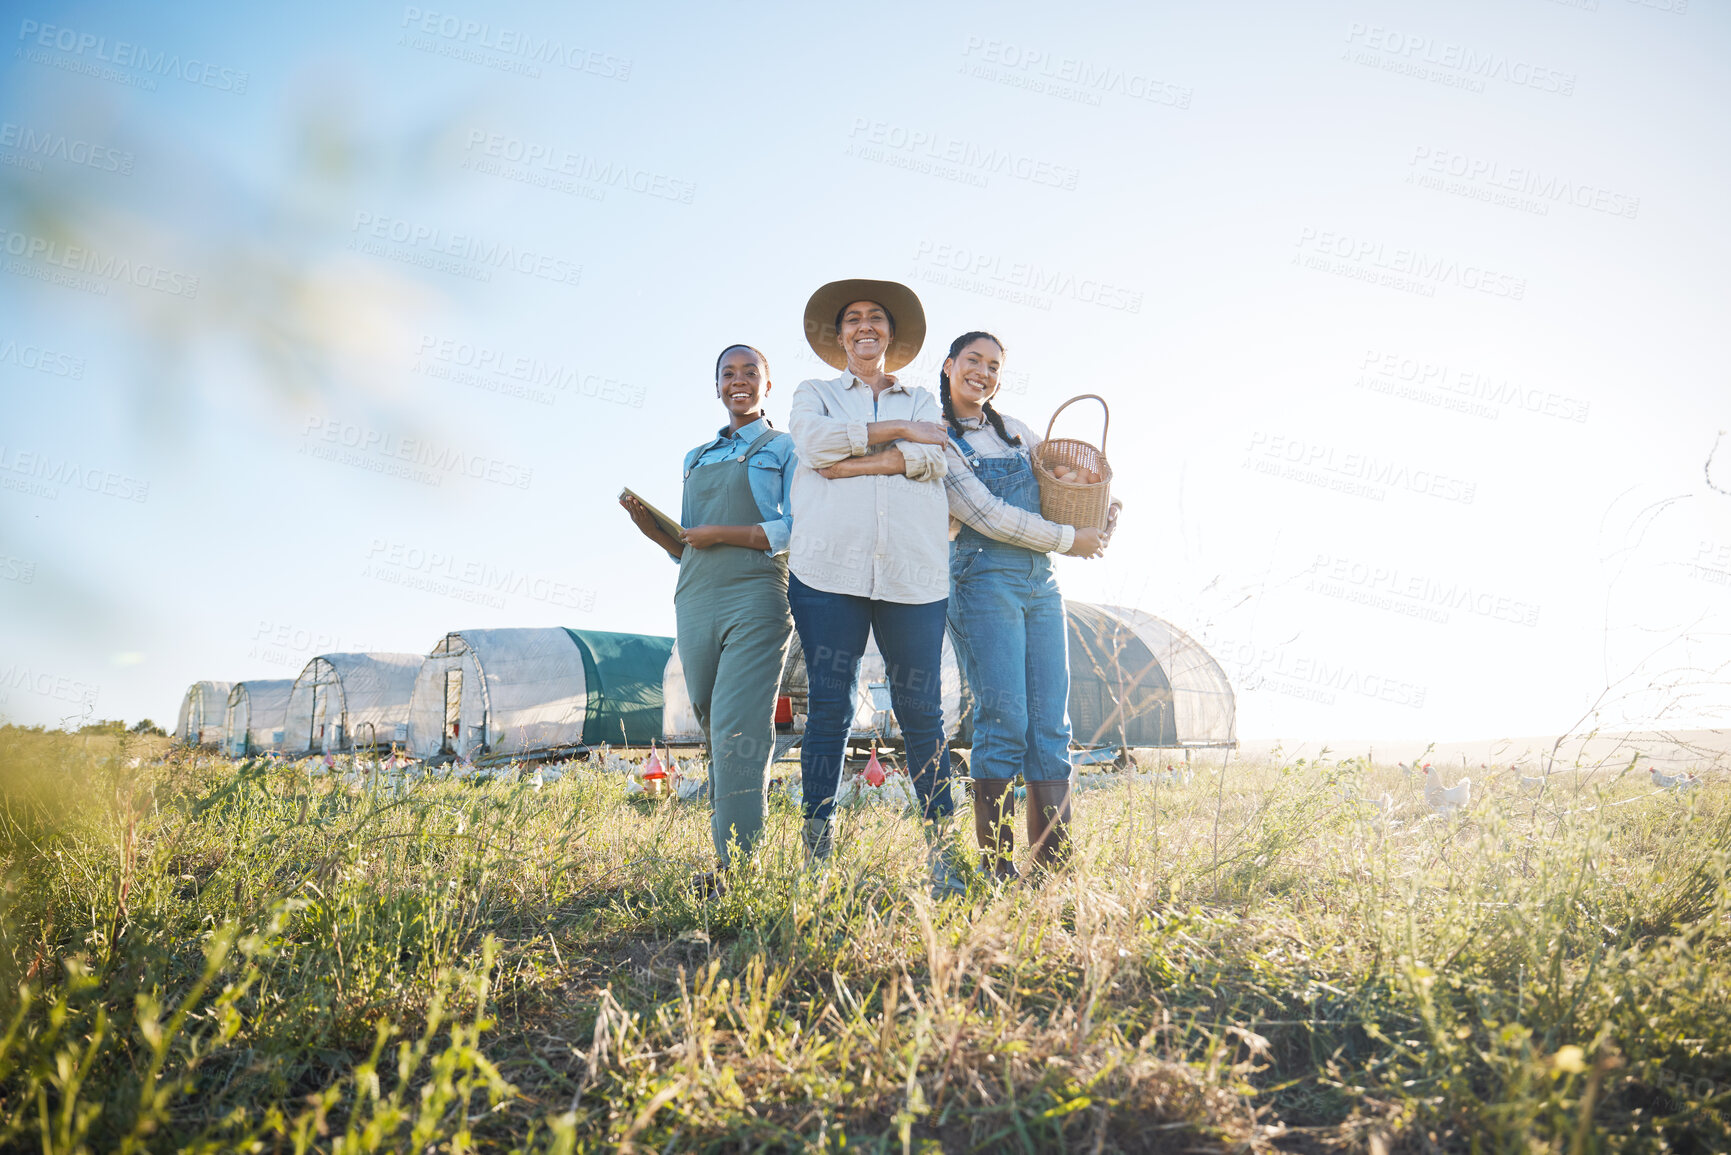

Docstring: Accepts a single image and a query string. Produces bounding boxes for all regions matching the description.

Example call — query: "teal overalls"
[675,428,795,867]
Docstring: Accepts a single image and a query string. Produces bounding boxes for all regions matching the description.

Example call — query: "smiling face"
[943,336,1004,413]
[836,299,894,369]
[716,347,769,418]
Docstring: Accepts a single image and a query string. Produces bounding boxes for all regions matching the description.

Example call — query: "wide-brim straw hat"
[803,278,926,372]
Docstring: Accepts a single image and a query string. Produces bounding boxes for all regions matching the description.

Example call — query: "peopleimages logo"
[0,553,36,584]
[1308,552,1541,628]
[0,227,199,298]
[1408,146,1639,219]
[398,7,631,80]
[462,130,695,204]
[0,121,133,174]
[249,620,373,669]
[1357,349,1589,424]
[958,37,1192,109]
[16,19,250,93]
[0,338,85,379]
[0,664,99,707]
[347,212,581,287]
[0,444,149,502]
[912,240,1143,313]
[846,118,1080,190]
[1214,637,1428,709]
[1343,23,1576,95]
[1295,227,1526,301]
[414,335,647,408]
[301,417,534,490]
[1243,432,1477,505]
[363,539,598,612]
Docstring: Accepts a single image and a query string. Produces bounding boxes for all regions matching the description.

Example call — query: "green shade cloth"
[565,628,676,746]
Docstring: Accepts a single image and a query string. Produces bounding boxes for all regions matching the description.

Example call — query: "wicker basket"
[1033,394,1113,531]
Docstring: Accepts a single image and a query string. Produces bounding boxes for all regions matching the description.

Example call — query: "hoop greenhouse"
[223,680,294,757]
[406,628,673,761]
[283,653,424,755]
[174,681,232,747]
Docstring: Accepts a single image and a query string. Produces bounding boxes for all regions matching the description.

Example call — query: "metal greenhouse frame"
[1063,603,1237,752]
[174,681,232,747]
[223,680,294,757]
[283,653,424,755]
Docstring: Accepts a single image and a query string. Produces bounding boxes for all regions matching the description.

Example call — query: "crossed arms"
[788,381,950,481]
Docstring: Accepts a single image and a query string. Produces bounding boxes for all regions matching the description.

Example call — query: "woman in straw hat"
[620,344,796,893]
[786,279,970,898]
[936,331,1119,882]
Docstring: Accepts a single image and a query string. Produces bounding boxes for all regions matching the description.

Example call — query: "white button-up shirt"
[788,371,950,604]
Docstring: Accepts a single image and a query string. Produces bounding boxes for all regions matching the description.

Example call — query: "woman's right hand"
[620,495,659,536]
[1065,527,1106,558]
[620,496,684,557]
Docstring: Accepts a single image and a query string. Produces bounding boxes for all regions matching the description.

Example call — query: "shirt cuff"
[760,519,790,557]
[847,420,869,457]
[1057,525,1076,555]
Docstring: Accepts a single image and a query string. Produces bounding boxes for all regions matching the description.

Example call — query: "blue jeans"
[787,574,954,823]
[947,544,1073,782]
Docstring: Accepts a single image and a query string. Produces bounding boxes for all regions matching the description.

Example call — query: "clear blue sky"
[2,0,1727,739]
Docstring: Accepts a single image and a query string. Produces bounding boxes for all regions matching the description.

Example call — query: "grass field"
[1,725,1728,1153]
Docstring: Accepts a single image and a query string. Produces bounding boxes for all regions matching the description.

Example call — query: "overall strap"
[948,429,982,468]
[741,428,782,458]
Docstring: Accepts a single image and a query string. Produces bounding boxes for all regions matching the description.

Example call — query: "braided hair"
[939,331,1020,446]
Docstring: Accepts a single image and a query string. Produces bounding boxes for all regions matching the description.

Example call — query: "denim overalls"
[946,430,1073,782]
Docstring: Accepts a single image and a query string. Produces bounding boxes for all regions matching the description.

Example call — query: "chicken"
[1650,767,1702,791]
[1517,771,1546,791]
[1156,764,1196,787]
[1423,764,1471,816]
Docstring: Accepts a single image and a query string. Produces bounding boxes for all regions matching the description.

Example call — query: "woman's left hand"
[681,525,727,549]
[1103,500,1122,541]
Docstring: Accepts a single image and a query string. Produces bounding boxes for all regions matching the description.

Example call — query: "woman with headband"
[621,343,795,891]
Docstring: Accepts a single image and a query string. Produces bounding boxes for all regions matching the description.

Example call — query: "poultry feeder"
[641,747,670,798]
[863,746,887,788]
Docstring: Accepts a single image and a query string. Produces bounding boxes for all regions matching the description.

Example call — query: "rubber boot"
[923,819,972,899]
[1024,779,1073,874]
[802,815,834,870]
[971,778,1020,883]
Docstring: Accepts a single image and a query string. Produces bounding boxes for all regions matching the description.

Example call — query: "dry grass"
[1,725,1728,1152]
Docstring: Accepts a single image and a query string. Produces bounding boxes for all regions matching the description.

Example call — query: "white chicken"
[1650,767,1701,791]
[1423,763,1471,816]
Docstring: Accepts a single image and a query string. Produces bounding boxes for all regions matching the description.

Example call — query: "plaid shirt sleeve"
[944,433,1075,554]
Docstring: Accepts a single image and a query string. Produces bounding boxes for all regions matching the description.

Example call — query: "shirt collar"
[839,370,904,393]
[709,416,771,445]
